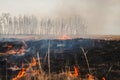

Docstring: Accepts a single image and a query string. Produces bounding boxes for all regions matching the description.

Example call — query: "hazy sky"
[0,0,120,35]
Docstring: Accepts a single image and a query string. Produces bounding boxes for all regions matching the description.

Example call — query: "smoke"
[0,0,120,35]
[51,0,120,35]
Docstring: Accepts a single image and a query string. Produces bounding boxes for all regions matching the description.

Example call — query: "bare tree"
[0,13,87,36]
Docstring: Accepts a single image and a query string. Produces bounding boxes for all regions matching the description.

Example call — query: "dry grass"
[11,48,102,80]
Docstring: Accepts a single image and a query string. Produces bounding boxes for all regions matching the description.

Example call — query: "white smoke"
[0,0,120,35]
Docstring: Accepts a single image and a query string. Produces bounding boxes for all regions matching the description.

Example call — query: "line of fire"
[0,35,120,80]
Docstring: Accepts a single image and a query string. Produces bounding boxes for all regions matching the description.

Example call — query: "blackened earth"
[0,38,120,80]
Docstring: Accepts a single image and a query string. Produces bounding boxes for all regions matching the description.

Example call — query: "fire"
[73,66,79,77]
[102,77,106,80]
[88,74,94,80]
[67,66,79,77]
[59,34,71,40]
[31,57,37,66]
[67,70,73,77]
[12,68,26,80]
[12,57,37,80]
[7,46,25,55]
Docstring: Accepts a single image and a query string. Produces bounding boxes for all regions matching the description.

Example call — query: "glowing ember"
[6,46,25,55]
[102,77,106,80]
[67,66,79,77]
[88,74,94,80]
[67,70,73,77]
[31,57,37,66]
[73,66,79,77]
[59,35,71,40]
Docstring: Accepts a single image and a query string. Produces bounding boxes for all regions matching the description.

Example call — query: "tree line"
[0,13,87,35]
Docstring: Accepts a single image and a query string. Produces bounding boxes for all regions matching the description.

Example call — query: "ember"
[58,35,71,40]
[67,66,79,77]
[73,66,79,77]
[6,46,26,55]
[102,77,106,80]
[67,68,73,77]
[31,57,37,66]
[88,74,94,80]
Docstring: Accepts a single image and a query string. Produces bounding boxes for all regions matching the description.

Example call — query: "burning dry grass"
[58,35,71,40]
[11,50,106,80]
[12,57,81,80]
[11,65,101,80]
[0,37,119,80]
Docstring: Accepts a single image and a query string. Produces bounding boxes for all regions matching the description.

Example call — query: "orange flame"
[59,35,71,40]
[73,66,79,77]
[88,74,94,80]
[67,66,79,77]
[12,57,37,80]
[12,68,26,80]
[31,57,37,66]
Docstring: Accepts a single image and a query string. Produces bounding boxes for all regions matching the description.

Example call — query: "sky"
[0,0,120,35]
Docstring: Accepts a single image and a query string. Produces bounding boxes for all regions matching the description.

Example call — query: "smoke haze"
[0,0,120,35]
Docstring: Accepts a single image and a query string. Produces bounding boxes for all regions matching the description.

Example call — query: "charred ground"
[0,38,120,80]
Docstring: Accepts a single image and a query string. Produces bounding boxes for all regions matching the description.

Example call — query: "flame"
[7,46,25,55]
[67,66,79,77]
[31,57,37,66]
[102,77,106,80]
[12,57,37,80]
[73,66,79,77]
[59,35,71,40]
[67,71,73,77]
[12,68,26,80]
[88,74,94,80]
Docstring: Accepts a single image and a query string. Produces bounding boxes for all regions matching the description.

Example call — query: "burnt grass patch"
[0,38,120,80]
